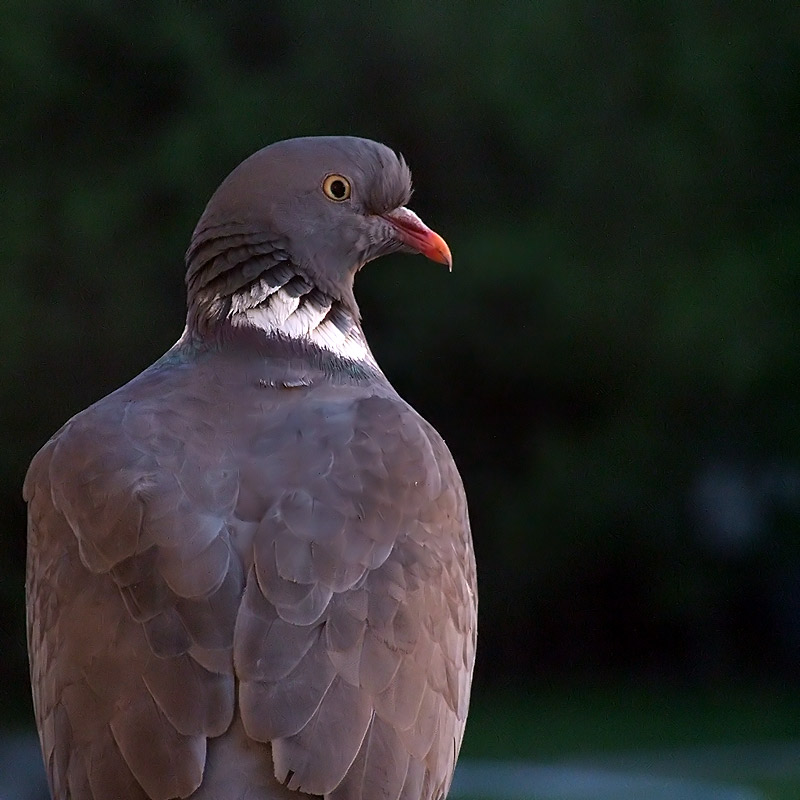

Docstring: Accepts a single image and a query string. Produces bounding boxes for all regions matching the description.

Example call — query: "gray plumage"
[25,136,476,800]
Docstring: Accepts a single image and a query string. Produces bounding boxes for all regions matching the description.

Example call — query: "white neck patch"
[231,287,377,367]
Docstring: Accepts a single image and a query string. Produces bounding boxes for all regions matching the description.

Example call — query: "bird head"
[185,137,451,321]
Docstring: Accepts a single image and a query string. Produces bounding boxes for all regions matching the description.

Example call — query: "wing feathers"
[86,729,150,800]
[110,693,206,800]
[234,574,319,683]
[143,653,234,737]
[142,606,194,657]
[272,677,373,794]
[239,634,336,741]
[397,755,427,800]
[330,714,409,800]
[157,533,231,598]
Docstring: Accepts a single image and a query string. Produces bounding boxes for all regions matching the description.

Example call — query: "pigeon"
[25,136,477,800]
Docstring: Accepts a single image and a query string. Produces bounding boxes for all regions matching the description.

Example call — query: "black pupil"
[330,179,346,198]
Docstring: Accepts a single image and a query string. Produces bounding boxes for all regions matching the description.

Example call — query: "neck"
[188,267,378,369]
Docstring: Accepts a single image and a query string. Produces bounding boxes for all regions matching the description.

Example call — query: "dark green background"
[3,1,800,724]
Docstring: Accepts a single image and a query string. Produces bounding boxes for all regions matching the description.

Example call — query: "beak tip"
[432,237,453,272]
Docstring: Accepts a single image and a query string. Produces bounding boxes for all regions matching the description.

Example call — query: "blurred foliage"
[461,685,800,759]
[2,0,800,718]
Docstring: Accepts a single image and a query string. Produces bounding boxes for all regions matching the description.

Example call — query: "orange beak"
[381,207,452,271]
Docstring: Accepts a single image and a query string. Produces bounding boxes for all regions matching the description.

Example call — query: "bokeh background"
[3,2,800,797]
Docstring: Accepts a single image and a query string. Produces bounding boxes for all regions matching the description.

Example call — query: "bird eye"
[322,174,352,202]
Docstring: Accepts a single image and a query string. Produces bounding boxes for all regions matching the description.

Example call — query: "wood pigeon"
[24,136,477,800]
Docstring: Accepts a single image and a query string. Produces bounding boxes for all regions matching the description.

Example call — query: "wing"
[25,378,241,800]
[234,394,477,800]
